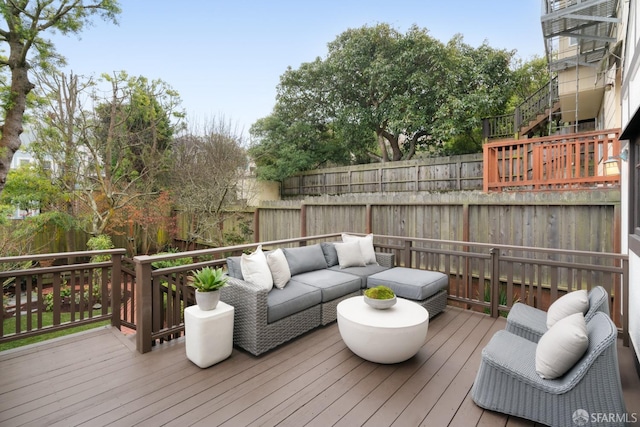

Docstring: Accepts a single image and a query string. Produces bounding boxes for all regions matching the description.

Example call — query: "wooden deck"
[1,307,638,427]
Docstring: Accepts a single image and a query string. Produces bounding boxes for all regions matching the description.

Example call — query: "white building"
[619,0,640,376]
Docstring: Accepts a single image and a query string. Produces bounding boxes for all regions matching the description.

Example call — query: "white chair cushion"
[342,233,377,265]
[535,312,588,379]
[240,245,273,291]
[546,289,589,328]
[266,248,291,289]
[334,240,366,268]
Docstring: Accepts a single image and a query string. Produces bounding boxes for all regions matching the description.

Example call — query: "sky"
[49,0,546,140]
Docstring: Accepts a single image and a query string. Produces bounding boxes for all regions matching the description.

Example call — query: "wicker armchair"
[505,286,609,342]
[472,312,627,427]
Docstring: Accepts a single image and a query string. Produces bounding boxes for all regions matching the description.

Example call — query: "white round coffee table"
[337,296,429,364]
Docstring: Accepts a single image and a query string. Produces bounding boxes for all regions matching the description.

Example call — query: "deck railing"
[132,233,629,354]
[1,235,628,352]
[483,129,621,191]
[0,249,126,344]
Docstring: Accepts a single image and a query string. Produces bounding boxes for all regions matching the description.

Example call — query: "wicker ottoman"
[366,267,448,318]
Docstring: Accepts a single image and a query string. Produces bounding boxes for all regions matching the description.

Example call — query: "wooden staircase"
[482,78,559,141]
[519,101,561,137]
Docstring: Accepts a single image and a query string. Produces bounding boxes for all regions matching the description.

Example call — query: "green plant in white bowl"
[190,267,228,310]
[364,285,397,309]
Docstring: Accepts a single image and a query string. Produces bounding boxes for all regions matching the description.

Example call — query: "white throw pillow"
[546,289,589,328]
[334,240,366,268]
[240,245,273,291]
[266,248,291,289]
[342,233,377,265]
[535,312,588,379]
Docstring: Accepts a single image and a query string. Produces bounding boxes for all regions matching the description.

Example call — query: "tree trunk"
[377,132,389,162]
[0,39,34,193]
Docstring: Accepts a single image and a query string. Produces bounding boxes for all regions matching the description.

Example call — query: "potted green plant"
[363,285,396,309]
[189,267,228,310]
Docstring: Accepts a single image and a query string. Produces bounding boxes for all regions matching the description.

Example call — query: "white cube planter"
[185,302,234,368]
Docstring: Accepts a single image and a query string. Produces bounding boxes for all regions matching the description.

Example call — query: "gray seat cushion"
[267,281,322,323]
[291,270,361,302]
[367,267,448,300]
[329,264,390,287]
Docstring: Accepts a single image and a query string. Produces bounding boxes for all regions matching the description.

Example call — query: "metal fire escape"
[541,0,621,132]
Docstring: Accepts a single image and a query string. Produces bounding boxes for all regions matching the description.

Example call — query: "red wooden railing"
[483,129,621,192]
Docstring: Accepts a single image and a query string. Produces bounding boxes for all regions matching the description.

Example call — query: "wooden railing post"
[490,248,500,318]
[134,257,153,354]
[110,253,122,330]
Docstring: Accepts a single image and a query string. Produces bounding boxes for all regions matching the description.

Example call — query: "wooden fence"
[256,190,621,255]
[281,154,484,197]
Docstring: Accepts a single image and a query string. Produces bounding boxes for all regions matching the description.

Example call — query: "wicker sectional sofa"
[222,242,394,356]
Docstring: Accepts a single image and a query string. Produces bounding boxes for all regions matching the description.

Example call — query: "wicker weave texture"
[221,277,322,356]
[374,252,395,268]
[472,312,627,427]
[414,289,448,319]
[321,290,361,325]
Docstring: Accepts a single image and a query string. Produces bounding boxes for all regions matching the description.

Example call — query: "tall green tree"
[249,23,516,180]
[436,36,515,155]
[0,0,120,195]
[507,55,549,111]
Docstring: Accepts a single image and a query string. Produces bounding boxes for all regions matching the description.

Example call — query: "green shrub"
[86,235,114,262]
[150,248,193,269]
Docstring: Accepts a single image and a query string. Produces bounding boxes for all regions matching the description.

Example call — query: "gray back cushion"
[282,244,328,276]
[321,242,339,267]
[226,256,243,279]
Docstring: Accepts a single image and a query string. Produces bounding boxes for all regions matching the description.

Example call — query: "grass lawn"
[1,310,110,352]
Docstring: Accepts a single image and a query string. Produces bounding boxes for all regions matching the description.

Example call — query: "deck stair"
[483,77,559,141]
[519,101,561,137]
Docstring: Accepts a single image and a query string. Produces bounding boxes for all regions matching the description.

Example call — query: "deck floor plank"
[0,306,638,427]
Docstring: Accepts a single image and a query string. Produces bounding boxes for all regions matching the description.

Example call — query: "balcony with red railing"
[483,129,621,192]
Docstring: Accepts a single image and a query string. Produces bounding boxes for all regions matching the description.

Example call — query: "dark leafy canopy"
[249,23,517,181]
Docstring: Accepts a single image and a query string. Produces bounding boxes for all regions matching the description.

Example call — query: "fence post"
[134,258,153,354]
[110,253,122,330]
[300,203,307,239]
[253,208,260,243]
[490,248,500,318]
[403,240,412,268]
[483,146,491,192]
